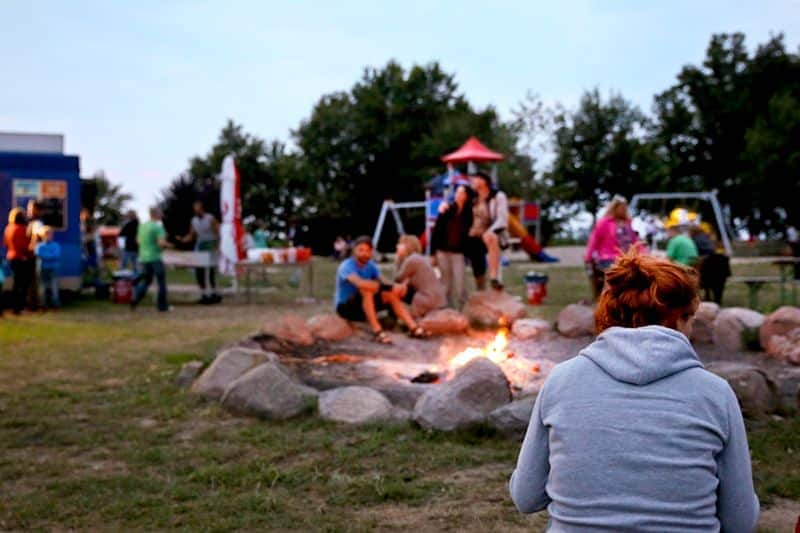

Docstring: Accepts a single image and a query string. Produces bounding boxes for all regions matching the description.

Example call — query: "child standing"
[35,226,61,308]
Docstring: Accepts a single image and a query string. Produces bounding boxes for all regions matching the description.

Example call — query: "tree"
[160,120,312,243]
[85,171,133,226]
[294,61,533,250]
[545,89,653,220]
[650,33,800,233]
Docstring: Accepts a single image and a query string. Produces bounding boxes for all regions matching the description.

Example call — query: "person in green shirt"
[131,207,171,311]
[666,225,699,266]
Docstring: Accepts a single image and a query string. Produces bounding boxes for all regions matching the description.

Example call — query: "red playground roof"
[441,136,505,164]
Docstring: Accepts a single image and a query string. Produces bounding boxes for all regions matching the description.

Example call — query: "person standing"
[787,224,800,280]
[131,207,170,312]
[431,184,473,309]
[35,226,61,309]
[666,224,699,266]
[119,210,140,274]
[180,201,221,304]
[4,208,33,314]
[584,195,641,299]
[394,235,446,319]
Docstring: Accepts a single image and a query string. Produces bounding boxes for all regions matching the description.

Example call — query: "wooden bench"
[728,276,782,309]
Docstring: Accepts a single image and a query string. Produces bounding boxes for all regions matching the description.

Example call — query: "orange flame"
[449,328,512,368]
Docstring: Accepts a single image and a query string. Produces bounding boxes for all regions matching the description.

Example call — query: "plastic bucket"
[112,270,134,304]
[524,271,549,305]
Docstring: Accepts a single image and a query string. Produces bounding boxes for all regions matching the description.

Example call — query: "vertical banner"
[218,154,245,275]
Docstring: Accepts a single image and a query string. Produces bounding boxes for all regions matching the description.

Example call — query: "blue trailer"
[0,148,83,290]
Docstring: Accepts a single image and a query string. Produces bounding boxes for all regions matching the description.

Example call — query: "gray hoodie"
[510,325,759,532]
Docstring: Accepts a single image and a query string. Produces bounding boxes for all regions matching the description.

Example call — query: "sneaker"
[209,294,222,304]
[196,295,211,305]
[534,250,560,263]
[490,278,504,291]
[158,306,174,313]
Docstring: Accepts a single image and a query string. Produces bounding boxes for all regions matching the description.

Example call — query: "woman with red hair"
[510,250,759,532]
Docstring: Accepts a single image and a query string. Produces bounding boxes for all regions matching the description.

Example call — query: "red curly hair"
[595,250,699,334]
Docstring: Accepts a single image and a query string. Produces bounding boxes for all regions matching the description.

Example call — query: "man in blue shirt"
[335,236,428,344]
[35,226,61,308]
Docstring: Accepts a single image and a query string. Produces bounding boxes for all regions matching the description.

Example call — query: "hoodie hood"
[580,325,702,385]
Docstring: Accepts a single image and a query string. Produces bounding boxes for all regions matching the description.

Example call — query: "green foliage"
[84,170,133,226]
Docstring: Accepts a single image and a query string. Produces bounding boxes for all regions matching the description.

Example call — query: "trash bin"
[524,271,549,305]
[111,270,134,304]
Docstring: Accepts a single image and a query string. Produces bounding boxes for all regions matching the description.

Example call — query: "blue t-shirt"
[35,241,61,272]
[335,257,380,306]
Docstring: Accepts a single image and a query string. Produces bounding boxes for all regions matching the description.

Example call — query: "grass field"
[1,255,798,531]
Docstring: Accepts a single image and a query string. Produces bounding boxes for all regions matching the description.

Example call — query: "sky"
[2,0,800,217]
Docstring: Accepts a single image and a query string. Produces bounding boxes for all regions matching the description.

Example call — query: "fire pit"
[245,323,561,410]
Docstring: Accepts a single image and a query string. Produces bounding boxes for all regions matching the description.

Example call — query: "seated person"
[394,235,446,318]
[335,236,430,344]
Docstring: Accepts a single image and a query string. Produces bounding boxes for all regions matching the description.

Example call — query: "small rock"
[308,314,354,342]
[262,314,314,346]
[511,318,552,340]
[318,386,394,424]
[413,358,511,431]
[176,361,204,388]
[557,304,595,337]
[759,306,800,356]
[221,362,318,420]
[691,301,720,344]
[705,362,781,418]
[712,307,765,352]
[463,290,527,328]
[191,348,279,400]
[488,396,537,437]
[418,308,469,335]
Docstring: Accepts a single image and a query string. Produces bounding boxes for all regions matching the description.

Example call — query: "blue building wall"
[0,152,82,285]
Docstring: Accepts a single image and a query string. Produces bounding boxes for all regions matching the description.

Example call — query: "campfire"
[448,328,514,368]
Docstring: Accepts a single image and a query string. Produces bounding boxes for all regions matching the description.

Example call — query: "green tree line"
[159,32,800,251]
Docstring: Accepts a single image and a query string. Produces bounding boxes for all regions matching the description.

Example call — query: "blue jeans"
[40,268,61,307]
[120,251,138,274]
[133,260,168,311]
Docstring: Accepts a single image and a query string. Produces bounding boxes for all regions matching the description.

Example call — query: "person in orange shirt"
[4,208,34,314]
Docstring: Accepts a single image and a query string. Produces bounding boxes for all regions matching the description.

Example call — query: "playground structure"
[372,137,544,258]
[629,191,733,256]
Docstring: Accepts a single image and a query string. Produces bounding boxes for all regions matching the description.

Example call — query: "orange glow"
[449,328,513,368]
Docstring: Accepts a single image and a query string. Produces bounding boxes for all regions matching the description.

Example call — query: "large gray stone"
[318,386,394,424]
[511,318,552,340]
[556,304,595,338]
[463,291,527,328]
[308,314,354,342]
[705,362,781,418]
[413,358,511,431]
[691,301,720,344]
[221,362,318,420]
[176,360,204,388]
[765,328,800,365]
[191,348,279,400]
[712,307,765,352]
[759,306,800,357]
[488,396,537,437]
[262,314,314,346]
[418,308,469,335]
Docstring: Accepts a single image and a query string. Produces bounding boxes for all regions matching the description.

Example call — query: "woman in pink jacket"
[584,195,642,299]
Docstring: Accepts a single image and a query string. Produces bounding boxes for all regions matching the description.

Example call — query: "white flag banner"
[218,154,244,275]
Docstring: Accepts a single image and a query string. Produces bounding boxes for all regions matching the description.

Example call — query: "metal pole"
[709,192,733,256]
[425,189,432,256]
[372,201,389,248]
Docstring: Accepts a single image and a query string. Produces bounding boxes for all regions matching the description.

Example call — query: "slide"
[508,213,542,258]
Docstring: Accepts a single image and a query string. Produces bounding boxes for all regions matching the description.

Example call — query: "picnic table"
[729,257,799,309]
[163,250,315,302]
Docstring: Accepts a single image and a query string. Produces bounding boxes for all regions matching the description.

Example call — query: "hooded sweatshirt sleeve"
[509,388,551,513]
[716,387,759,532]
